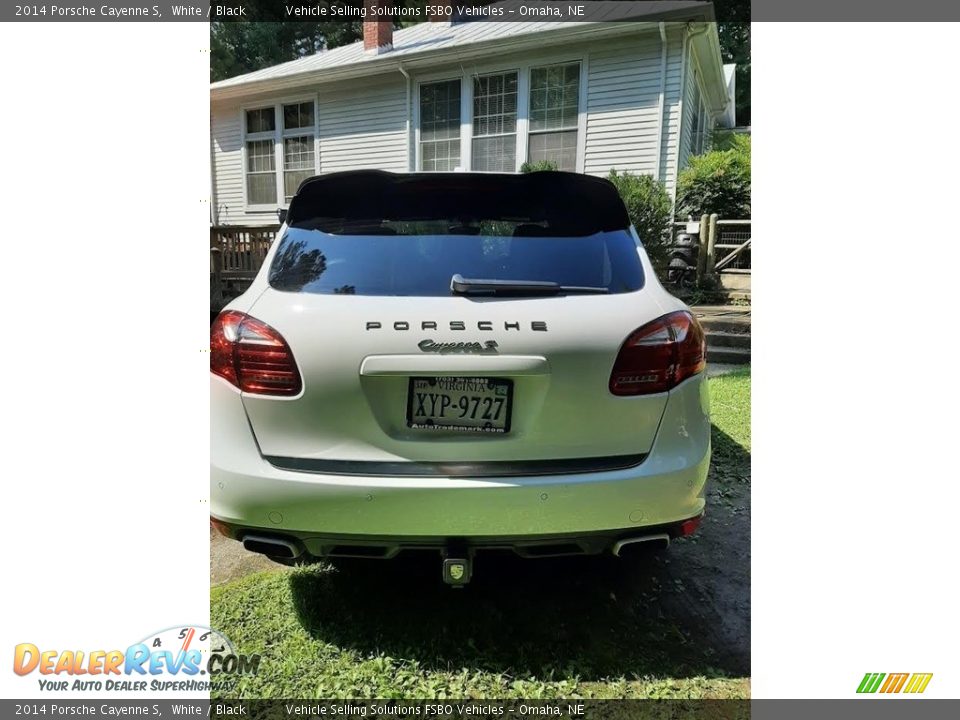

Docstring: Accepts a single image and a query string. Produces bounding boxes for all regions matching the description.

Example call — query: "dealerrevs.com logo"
[857,672,933,694]
[13,625,260,693]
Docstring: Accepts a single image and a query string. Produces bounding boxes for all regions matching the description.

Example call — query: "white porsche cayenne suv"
[210,170,709,584]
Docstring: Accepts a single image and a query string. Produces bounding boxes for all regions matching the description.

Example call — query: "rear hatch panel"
[237,170,670,467]
[241,291,668,463]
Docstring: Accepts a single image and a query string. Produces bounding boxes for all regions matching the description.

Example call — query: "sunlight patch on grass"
[709,368,751,457]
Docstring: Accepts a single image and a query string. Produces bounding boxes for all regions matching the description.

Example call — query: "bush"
[606,169,672,274]
[520,160,558,173]
[676,134,751,219]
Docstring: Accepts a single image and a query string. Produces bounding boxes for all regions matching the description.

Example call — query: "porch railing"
[713,219,751,273]
[210,225,279,279]
[670,216,751,281]
[210,225,280,314]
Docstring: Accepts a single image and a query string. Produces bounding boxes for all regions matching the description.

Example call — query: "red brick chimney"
[363,1,393,53]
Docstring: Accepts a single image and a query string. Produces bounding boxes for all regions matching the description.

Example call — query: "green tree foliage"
[211,22,363,82]
[209,0,434,82]
[520,160,558,173]
[718,22,750,126]
[676,134,751,220]
[715,0,751,126]
[606,170,672,275]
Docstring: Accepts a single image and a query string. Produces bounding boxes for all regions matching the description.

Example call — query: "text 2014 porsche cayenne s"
[210,170,709,584]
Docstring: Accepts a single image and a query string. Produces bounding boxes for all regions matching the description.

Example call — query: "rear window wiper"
[451,274,609,296]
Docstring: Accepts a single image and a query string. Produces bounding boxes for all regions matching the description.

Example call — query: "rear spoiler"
[286,170,630,237]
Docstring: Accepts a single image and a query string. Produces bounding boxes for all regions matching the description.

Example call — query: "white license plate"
[407,377,513,433]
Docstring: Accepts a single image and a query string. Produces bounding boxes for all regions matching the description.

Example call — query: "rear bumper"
[212,517,700,560]
[210,373,710,548]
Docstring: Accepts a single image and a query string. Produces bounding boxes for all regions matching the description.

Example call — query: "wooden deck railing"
[210,225,280,314]
[670,217,751,284]
[210,225,279,279]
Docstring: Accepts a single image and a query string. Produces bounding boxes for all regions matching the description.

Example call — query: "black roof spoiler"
[286,170,630,237]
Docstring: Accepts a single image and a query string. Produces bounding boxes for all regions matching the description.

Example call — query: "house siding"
[317,79,408,174]
[678,42,697,175]
[210,105,246,226]
[584,31,684,197]
[210,78,409,227]
[678,40,716,177]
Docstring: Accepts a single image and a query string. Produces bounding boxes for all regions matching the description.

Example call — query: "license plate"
[407,377,513,434]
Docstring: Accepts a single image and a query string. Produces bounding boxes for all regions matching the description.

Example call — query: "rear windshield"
[267,223,644,297]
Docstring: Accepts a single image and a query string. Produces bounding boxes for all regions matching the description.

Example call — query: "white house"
[209,4,736,227]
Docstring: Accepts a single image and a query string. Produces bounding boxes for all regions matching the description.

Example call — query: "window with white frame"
[243,100,316,208]
[528,63,580,171]
[419,79,461,171]
[472,71,518,172]
[282,101,315,202]
[244,108,277,206]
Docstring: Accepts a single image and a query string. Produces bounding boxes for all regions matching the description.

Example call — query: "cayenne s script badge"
[418,339,499,354]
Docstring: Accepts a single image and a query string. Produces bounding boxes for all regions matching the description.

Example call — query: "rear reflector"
[678,514,704,537]
[210,310,302,396]
[609,310,706,395]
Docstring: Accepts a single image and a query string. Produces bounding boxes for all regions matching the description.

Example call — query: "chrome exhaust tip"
[242,534,302,560]
[611,533,670,557]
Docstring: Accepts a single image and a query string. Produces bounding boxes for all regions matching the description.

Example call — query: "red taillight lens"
[210,311,302,396]
[609,311,706,396]
[678,513,704,537]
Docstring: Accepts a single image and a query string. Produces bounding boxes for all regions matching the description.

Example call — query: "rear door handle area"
[359,354,551,377]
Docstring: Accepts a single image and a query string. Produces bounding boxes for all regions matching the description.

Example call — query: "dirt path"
[210,527,277,586]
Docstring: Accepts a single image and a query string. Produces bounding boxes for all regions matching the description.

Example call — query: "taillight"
[677,513,704,537]
[609,311,706,396]
[210,310,302,396]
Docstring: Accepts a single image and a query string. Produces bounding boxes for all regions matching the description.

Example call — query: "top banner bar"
[6,0,960,22]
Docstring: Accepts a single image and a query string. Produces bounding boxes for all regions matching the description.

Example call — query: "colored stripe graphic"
[857,673,885,693]
[880,673,909,693]
[857,672,933,694]
[904,673,933,694]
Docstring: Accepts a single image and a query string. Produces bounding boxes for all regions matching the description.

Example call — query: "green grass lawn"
[709,369,751,455]
[211,370,751,699]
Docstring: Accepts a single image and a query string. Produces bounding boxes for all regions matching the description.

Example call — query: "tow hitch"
[442,546,472,586]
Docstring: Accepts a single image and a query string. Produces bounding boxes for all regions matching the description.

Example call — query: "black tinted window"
[268,226,644,297]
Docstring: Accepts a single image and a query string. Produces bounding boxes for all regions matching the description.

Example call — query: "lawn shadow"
[287,425,749,683]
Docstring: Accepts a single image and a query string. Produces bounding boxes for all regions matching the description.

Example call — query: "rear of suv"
[210,170,709,584]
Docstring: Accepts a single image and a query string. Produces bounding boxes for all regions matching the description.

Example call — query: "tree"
[211,22,364,82]
[606,170,673,276]
[676,134,751,219]
[715,0,751,126]
[520,160,558,173]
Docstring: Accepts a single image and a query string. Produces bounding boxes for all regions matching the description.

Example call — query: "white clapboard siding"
[677,47,696,175]
[584,32,684,196]
[210,103,251,227]
[318,80,408,174]
[677,41,716,177]
[210,79,409,227]
[659,32,685,198]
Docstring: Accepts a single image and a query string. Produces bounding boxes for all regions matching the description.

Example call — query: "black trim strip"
[263,454,647,478]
